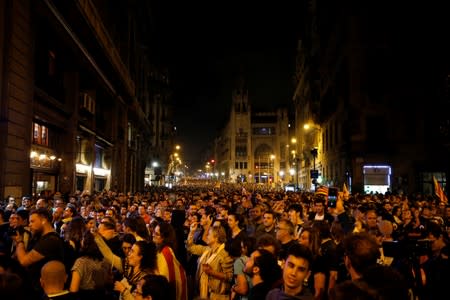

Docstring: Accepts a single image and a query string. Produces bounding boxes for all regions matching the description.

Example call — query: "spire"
[232,67,249,113]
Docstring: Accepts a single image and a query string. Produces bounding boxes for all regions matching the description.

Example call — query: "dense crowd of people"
[0,183,448,300]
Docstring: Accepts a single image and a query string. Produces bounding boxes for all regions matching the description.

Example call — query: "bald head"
[40,261,67,293]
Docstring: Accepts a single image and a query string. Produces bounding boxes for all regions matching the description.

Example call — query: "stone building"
[292,1,449,194]
[0,0,172,199]
[214,81,291,186]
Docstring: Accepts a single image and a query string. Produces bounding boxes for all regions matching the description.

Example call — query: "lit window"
[32,123,48,146]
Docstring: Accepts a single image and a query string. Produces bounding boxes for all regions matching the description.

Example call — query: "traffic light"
[312,179,317,185]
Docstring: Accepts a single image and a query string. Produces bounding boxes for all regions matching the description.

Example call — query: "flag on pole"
[342,182,350,200]
[433,176,448,204]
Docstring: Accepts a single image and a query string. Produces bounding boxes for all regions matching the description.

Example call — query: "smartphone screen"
[328,187,338,208]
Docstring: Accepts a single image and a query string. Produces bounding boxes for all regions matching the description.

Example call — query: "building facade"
[292,1,449,194]
[0,0,172,199]
[215,82,291,186]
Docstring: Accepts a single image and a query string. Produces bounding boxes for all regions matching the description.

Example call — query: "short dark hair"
[263,210,276,219]
[121,233,137,245]
[15,210,29,222]
[30,208,52,222]
[141,274,171,300]
[313,195,326,205]
[100,217,116,230]
[343,232,380,275]
[254,249,282,285]
[256,233,280,254]
[286,243,313,269]
[288,203,303,215]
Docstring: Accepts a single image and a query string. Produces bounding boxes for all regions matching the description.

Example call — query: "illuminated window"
[32,123,48,146]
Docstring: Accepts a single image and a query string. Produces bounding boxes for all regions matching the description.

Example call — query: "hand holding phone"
[328,187,338,208]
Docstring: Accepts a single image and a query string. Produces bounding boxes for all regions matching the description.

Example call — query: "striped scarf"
[198,243,225,299]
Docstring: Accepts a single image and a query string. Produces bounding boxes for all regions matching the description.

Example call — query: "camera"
[7,226,25,236]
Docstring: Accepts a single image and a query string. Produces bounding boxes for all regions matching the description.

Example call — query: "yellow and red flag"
[342,182,350,200]
[316,185,329,197]
[433,176,448,204]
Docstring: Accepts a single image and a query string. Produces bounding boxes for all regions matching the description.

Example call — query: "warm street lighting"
[304,122,321,131]
[175,145,180,150]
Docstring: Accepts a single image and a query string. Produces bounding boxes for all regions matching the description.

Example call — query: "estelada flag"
[342,182,350,200]
[433,176,448,204]
[316,185,329,197]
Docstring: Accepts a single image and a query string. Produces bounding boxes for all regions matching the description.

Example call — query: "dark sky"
[152,1,305,168]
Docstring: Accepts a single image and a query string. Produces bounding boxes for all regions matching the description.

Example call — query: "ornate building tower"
[215,77,289,185]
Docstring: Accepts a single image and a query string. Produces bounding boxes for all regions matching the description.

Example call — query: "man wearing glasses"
[276,219,297,262]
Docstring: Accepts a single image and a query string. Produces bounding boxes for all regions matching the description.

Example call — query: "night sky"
[152,1,305,168]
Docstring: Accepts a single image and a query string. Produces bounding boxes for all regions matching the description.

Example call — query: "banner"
[433,176,448,204]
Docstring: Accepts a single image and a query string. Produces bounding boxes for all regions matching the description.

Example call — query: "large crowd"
[0,183,449,300]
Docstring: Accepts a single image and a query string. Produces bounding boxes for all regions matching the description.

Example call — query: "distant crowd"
[0,183,449,300]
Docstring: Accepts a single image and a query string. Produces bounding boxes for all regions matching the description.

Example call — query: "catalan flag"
[343,182,350,200]
[316,185,329,197]
[433,176,448,204]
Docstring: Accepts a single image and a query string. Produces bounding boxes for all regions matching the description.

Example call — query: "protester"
[13,208,65,297]
[41,260,77,300]
[266,243,314,300]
